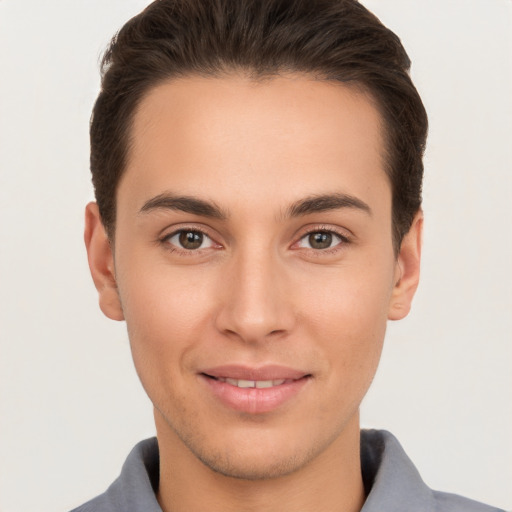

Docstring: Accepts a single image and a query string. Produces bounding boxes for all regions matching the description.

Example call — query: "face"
[86,74,421,480]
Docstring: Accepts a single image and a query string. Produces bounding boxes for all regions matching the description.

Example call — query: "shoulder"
[360,429,506,512]
[69,438,161,512]
[70,492,117,512]
[432,491,506,512]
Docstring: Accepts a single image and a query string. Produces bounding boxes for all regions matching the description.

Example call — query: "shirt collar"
[361,429,434,512]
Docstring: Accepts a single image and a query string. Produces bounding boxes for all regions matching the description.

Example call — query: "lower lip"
[200,375,310,414]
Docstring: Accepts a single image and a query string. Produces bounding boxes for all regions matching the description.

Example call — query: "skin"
[85,74,422,512]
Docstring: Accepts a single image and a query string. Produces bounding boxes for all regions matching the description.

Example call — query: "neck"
[155,411,365,512]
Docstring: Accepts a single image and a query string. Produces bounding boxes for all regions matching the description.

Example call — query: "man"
[74,0,504,511]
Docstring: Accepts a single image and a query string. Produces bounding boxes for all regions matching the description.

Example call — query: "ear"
[84,202,124,321]
[388,210,423,321]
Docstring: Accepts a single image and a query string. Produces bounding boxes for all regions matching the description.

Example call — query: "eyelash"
[295,226,351,254]
[160,226,217,256]
[159,225,351,256]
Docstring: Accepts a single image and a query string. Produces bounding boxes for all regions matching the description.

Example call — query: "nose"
[214,247,295,343]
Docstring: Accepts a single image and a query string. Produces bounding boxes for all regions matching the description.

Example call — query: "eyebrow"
[139,191,371,220]
[285,193,372,218]
[139,193,228,219]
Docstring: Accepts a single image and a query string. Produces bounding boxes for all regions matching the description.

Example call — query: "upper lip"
[200,364,310,381]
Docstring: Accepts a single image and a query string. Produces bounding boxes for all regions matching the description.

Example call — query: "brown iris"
[178,231,204,250]
[308,232,333,249]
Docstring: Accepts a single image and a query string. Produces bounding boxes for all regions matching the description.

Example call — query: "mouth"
[199,365,311,414]
[202,375,293,389]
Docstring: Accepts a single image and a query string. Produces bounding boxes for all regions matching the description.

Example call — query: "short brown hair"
[90,0,428,248]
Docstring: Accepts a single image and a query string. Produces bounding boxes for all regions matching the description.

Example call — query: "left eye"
[297,231,343,250]
[165,230,215,250]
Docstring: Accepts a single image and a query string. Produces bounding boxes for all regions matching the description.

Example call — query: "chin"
[182,421,340,482]
[194,445,310,481]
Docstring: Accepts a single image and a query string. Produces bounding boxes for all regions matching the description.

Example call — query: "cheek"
[116,260,218,382]
[300,259,393,331]
[298,263,392,385]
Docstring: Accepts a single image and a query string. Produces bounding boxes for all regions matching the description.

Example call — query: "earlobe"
[84,202,124,321]
[388,210,423,321]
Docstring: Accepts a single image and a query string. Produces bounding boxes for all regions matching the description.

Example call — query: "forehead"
[121,74,389,212]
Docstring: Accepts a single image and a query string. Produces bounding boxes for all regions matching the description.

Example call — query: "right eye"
[164,230,215,251]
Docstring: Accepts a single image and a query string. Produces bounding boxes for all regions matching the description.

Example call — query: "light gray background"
[0,1,511,511]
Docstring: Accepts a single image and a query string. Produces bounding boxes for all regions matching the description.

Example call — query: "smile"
[199,365,311,414]
[209,377,288,388]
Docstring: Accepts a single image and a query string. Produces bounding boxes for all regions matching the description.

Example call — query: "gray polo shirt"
[71,430,505,512]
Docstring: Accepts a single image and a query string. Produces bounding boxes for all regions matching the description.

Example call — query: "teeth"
[237,379,255,388]
[256,380,273,389]
[223,378,286,388]
[256,379,286,388]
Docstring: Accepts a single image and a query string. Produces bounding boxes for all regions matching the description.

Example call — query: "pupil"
[309,232,332,249]
[179,231,203,249]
